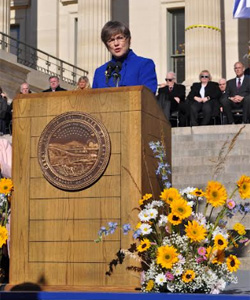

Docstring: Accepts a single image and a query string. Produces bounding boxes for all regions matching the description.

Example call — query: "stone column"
[0,0,10,34]
[185,0,222,88]
[78,0,111,82]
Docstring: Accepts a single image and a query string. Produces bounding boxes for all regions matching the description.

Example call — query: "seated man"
[220,62,250,124]
[157,72,187,126]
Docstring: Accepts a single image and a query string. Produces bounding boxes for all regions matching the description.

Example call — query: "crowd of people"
[1,21,249,135]
[0,74,91,135]
[157,62,250,127]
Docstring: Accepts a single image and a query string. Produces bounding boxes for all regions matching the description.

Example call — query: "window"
[167,8,185,83]
[10,24,20,55]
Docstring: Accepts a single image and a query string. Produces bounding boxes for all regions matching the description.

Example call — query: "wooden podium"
[10,86,171,291]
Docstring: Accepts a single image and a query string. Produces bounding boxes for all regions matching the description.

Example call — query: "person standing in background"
[43,76,67,92]
[76,76,91,90]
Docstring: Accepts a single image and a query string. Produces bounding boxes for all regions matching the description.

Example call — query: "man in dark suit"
[43,76,67,92]
[220,62,250,124]
[157,72,188,126]
[187,70,221,126]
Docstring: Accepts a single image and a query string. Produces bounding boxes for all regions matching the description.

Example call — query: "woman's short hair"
[77,76,90,89]
[199,70,212,80]
[101,21,131,47]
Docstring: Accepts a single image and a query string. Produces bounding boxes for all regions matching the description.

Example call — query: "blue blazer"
[92,49,158,94]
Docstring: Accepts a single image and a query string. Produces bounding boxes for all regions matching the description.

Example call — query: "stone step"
[172,124,249,138]
[172,154,250,166]
[172,139,250,152]
[172,162,250,175]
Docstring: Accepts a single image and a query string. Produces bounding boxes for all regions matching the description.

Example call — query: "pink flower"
[197,247,206,256]
[196,256,206,263]
[165,271,174,281]
[226,199,236,210]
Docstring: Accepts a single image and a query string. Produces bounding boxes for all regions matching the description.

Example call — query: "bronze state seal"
[38,112,111,191]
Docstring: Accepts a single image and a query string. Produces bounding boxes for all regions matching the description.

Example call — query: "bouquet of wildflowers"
[0,178,13,251]
[96,142,250,294]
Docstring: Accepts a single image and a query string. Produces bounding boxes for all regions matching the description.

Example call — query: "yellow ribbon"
[185,24,221,32]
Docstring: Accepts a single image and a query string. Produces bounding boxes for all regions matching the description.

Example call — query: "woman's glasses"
[107,35,126,45]
[200,75,209,78]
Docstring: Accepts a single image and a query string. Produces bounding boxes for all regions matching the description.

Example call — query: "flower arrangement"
[96,142,250,294]
[0,177,13,279]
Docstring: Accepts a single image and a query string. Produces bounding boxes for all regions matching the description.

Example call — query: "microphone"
[105,62,115,84]
[113,62,122,87]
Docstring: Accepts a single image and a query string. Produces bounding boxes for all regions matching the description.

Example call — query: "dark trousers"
[0,119,6,134]
[162,101,189,127]
[220,96,250,124]
[190,101,213,126]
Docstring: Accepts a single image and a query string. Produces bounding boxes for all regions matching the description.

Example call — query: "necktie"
[169,86,173,92]
[237,78,241,89]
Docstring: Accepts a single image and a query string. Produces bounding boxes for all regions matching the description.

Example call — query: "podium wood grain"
[10,86,171,290]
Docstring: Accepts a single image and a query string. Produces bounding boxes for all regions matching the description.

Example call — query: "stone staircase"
[172,124,250,269]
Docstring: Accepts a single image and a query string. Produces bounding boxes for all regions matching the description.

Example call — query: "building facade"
[0,0,249,97]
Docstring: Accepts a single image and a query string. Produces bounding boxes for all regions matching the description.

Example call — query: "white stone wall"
[4,0,250,90]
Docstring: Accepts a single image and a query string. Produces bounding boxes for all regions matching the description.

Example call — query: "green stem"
[203,203,209,216]
[208,207,214,222]
[228,187,238,200]
[3,200,8,227]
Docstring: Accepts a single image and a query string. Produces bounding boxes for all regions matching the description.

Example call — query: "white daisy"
[138,209,151,222]
[212,227,229,240]
[148,208,158,220]
[173,266,183,276]
[158,215,168,227]
[155,273,166,286]
[140,223,152,235]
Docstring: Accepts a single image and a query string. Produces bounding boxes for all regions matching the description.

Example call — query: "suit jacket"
[43,86,67,92]
[157,83,185,112]
[0,96,8,119]
[92,49,158,94]
[187,81,221,102]
[225,76,250,98]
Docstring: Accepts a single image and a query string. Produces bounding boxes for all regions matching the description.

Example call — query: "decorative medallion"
[38,112,111,191]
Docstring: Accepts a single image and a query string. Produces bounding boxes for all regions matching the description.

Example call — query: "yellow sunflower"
[160,188,181,205]
[214,234,228,251]
[182,270,195,283]
[190,188,205,197]
[145,279,154,291]
[226,255,241,272]
[137,238,151,253]
[156,245,179,269]
[168,212,183,225]
[185,220,207,242]
[139,193,153,206]
[233,223,246,236]
[205,181,227,207]
[170,198,192,219]
[206,246,225,264]
[237,175,250,200]
[0,226,8,248]
[0,178,13,195]
[213,249,225,264]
